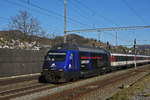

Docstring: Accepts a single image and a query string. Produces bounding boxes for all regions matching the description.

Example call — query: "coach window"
[121,56,126,61]
[128,56,133,61]
[115,56,120,61]
[132,56,134,61]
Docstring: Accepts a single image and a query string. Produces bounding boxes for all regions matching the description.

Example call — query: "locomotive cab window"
[45,51,67,62]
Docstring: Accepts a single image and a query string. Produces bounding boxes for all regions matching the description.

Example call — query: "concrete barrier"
[0,48,47,77]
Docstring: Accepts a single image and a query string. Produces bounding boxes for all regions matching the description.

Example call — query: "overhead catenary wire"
[2,0,149,46]
[57,0,108,27]
[56,0,98,29]
[121,0,147,25]
[103,31,128,43]
[95,31,133,47]
[73,0,120,27]
[3,0,62,20]
[125,40,150,42]
[68,2,92,20]
[3,0,92,28]
[72,0,95,16]
[0,0,91,35]
[19,0,92,27]
[67,0,127,45]
[57,0,109,28]
[69,0,108,27]
[72,0,109,27]
[57,0,91,22]
[27,1,150,46]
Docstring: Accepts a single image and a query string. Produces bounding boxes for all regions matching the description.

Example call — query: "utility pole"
[98,31,100,42]
[64,0,67,43]
[134,38,136,69]
[116,32,118,46]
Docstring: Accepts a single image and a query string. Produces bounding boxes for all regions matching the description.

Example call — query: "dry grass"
[108,74,150,100]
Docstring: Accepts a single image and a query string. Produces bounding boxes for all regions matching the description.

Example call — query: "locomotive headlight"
[69,64,72,69]
[51,63,56,67]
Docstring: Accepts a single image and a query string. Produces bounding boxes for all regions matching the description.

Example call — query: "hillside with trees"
[0,30,105,50]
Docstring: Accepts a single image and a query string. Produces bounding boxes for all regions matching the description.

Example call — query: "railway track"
[0,74,40,86]
[0,76,75,100]
[0,83,45,96]
[38,65,150,100]
[1,64,150,100]
[0,82,56,100]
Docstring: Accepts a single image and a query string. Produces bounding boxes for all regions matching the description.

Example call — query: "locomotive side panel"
[79,51,111,77]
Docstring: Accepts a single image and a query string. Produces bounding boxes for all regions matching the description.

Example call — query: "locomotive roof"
[51,43,109,54]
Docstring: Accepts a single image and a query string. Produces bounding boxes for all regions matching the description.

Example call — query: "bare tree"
[9,11,42,36]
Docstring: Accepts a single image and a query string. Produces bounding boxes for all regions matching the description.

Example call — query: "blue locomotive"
[40,44,110,82]
[39,43,150,83]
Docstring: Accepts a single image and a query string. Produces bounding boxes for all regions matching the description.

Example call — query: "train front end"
[41,50,69,82]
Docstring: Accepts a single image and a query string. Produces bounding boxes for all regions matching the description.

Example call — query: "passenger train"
[39,44,150,82]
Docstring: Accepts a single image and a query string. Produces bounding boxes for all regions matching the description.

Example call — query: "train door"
[73,51,80,80]
[72,51,80,72]
[68,51,80,80]
[70,52,79,70]
[69,52,74,71]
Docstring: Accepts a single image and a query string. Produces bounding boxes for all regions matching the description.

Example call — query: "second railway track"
[0,81,56,100]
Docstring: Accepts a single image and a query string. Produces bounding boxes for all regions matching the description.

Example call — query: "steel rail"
[38,66,150,100]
